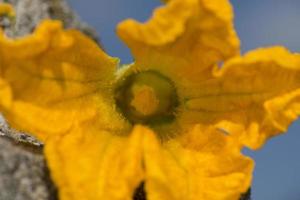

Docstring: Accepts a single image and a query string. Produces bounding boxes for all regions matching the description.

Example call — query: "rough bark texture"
[0,125,56,200]
[0,0,98,199]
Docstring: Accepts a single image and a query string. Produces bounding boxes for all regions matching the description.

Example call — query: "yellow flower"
[0,0,300,200]
[0,3,15,18]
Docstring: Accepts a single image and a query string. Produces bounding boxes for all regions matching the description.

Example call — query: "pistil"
[115,70,178,125]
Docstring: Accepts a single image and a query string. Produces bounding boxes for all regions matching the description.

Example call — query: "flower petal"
[117,0,239,82]
[182,47,300,149]
[0,78,12,108]
[143,125,254,200]
[45,124,146,200]
[0,20,127,141]
[0,3,15,18]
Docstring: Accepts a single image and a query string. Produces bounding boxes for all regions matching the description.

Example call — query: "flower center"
[130,85,159,116]
[115,70,178,125]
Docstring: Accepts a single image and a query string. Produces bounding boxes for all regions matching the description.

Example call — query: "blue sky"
[67,1,300,199]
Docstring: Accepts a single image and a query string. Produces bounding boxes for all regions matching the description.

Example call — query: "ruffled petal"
[0,20,127,141]
[143,125,254,200]
[0,3,15,18]
[117,0,239,82]
[181,47,300,149]
[0,78,12,109]
[45,124,147,200]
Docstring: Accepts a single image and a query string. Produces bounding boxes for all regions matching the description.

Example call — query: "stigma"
[114,70,178,125]
[130,85,159,116]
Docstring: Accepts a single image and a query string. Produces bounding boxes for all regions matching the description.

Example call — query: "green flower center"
[115,70,178,125]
